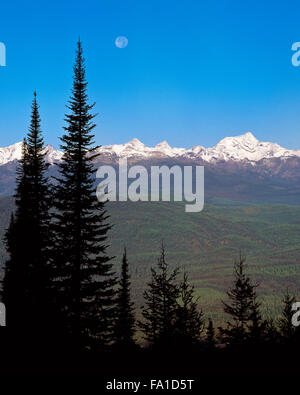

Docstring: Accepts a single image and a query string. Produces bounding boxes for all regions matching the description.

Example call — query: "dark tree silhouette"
[220,255,261,346]
[174,271,204,346]
[139,244,179,347]
[206,318,216,349]
[247,293,266,344]
[278,290,297,343]
[114,248,135,347]
[2,93,51,333]
[51,41,116,351]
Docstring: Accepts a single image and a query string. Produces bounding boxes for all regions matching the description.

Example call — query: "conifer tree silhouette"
[278,290,297,343]
[2,93,51,334]
[174,271,204,346]
[220,255,260,346]
[114,248,135,348]
[139,244,179,347]
[51,41,116,351]
[247,293,266,344]
[206,318,216,349]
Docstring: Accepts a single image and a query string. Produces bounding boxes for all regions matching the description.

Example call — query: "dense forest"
[0,41,300,380]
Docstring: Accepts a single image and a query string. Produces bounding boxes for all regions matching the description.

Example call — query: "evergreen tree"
[206,318,216,349]
[25,92,52,328]
[174,271,204,346]
[139,244,179,347]
[51,41,116,351]
[2,93,51,332]
[247,294,266,344]
[114,248,135,347]
[220,255,259,346]
[278,290,296,343]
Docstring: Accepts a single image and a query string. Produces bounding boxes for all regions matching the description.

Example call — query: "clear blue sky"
[1,0,300,149]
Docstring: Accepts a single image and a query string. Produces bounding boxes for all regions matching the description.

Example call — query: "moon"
[115,36,128,49]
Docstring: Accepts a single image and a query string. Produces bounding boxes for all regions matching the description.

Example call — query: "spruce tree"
[206,318,216,349]
[247,294,266,344]
[220,256,260,346]
[139,244,180,347]
[2,93,51,332]
[278,290,296,343]
[51,41,116,350]
[26,92,52,329]
[174,271,204,346]
[114,248,135,347]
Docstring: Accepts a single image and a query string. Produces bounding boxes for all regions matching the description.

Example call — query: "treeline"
[0,41,299,377]
[115,247,300,350]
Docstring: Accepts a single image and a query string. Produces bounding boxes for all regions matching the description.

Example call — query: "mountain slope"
[0,197,299,323]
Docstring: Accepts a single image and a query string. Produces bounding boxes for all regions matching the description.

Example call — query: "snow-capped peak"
[216,132,258,149]
[216,131,258,148]
[127,138,145,148]
[153,141,173,155]
[44,144,64,164]
[155,141,171,149]
[0,142,23,165]
[242,131,258,141]
[208,132,300,162]
[0,142,63,166]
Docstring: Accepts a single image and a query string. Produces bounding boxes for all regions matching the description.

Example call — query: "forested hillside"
[1,196,299,323]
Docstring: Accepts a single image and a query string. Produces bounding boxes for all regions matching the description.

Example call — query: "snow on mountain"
[44,144,64,164]
[1,132,300,166]
[0,142,63,166]
[96,132,300,162]
[202,132,300,162]
[0,142,24,165]
[101,138,149,157]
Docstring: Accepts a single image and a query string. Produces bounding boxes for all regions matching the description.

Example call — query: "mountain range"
[0,132,300,203]
[1,132,300,165]
[0,133,300,318]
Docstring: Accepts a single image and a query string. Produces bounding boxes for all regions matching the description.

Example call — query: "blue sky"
[1,0,300,149]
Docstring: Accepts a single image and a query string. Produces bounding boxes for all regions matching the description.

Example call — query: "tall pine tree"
[278,290,296,343]
[247,293,266,344]
[206,319,216,349]
[51,41,116,351]
[114,248,135,348]
[139,244,179,347]
[2,93,51,333]
[174,271,204,346]
[220,256,261,346]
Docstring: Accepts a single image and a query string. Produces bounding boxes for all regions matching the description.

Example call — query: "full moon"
[115,36,128,49]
